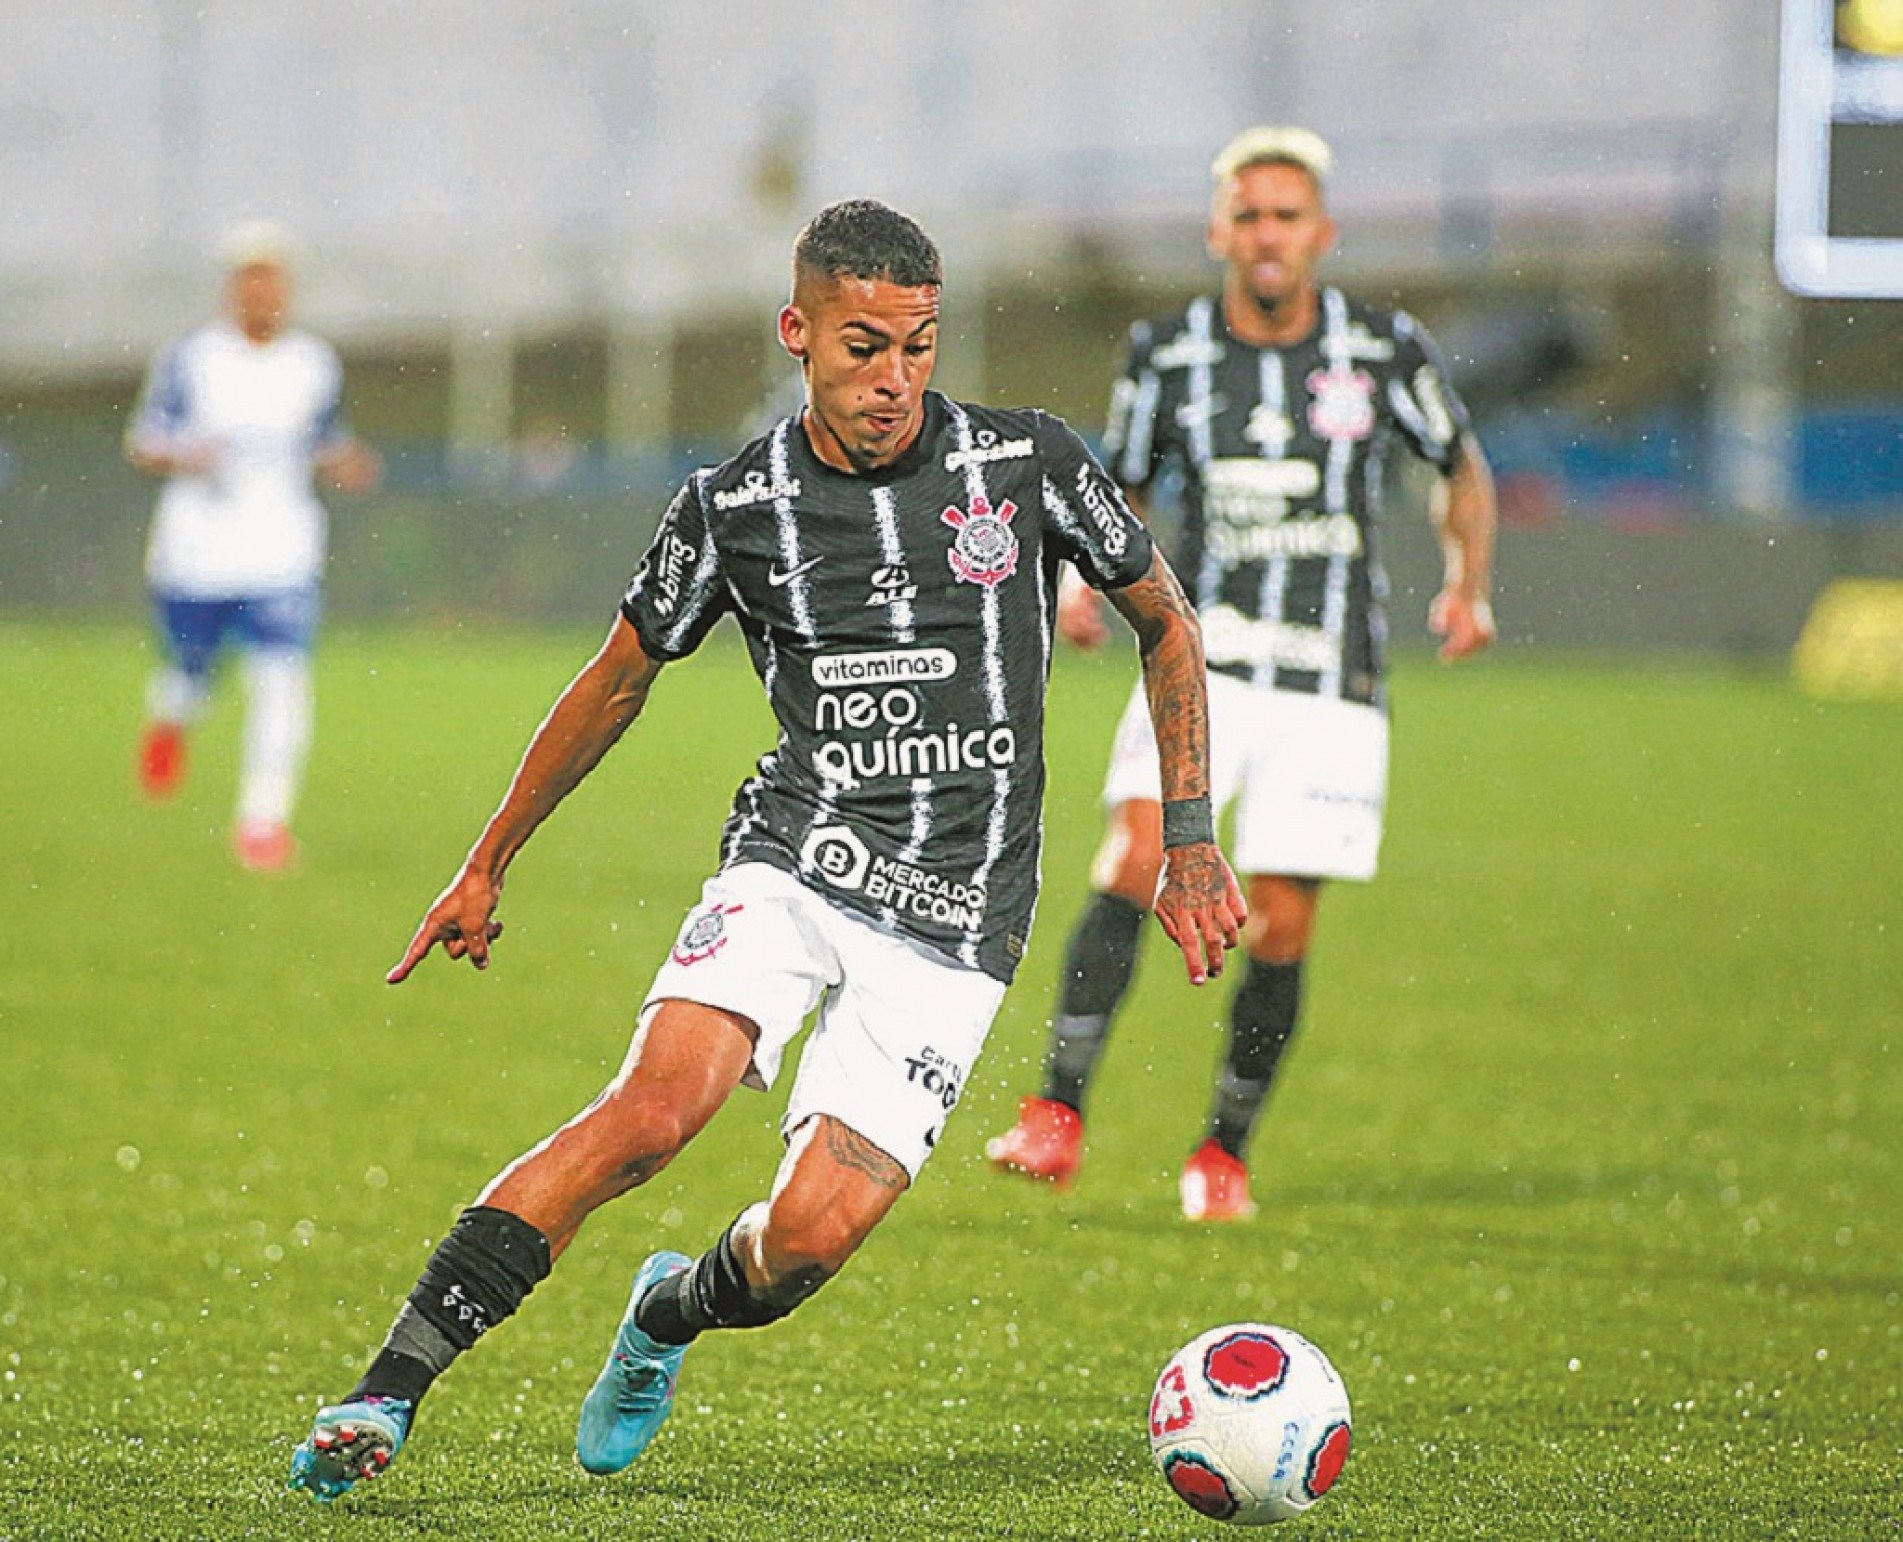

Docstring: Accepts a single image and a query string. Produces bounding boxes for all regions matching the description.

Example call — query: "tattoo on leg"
[820,1120,908,1191]
[611,1152,669,1189]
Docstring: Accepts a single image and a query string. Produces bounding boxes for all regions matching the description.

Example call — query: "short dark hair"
[793,200,942,290]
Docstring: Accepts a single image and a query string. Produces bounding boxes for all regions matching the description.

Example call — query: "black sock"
[1042,892,1147,1109]
[635,1215,830,1347]
[1208,958,1303,1159]
[350,1205,552,1408]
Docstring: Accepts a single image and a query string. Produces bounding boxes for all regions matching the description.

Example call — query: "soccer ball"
[1148,1323,1352,1525]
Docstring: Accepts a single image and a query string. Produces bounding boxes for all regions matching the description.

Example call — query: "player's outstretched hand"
[1429,590,1496,662]
[388,867,505,983]
[1154,843,1247,986]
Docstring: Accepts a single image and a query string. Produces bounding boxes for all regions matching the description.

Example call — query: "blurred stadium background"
[4,0,1901,652]
[5,10,1902,1536]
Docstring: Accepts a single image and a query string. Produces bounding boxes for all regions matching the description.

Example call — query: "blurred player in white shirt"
[126,222,379,871]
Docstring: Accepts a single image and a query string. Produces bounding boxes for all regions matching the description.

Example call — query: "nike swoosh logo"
[767,556,823,588]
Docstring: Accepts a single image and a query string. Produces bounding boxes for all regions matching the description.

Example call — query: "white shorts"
[641,863,1007,1179]
[1101,673,1389,881]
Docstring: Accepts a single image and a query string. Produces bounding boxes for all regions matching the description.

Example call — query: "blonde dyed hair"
[1210,126,1333,189]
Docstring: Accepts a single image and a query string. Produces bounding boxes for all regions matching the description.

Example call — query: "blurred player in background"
[125,221,380,871]
[988,127,1498,1220]
[288,199,1243,1502]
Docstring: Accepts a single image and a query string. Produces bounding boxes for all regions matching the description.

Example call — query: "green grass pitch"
[1,620,1899,1539]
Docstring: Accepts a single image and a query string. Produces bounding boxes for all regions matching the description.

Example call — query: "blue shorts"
[153,589,321,679]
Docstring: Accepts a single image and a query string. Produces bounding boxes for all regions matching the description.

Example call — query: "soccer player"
[288,199,1245,1502]
[986,127,1499,1221]
[126,221,380,871]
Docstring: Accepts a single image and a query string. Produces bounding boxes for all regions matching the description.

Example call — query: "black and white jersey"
[621,391,1154,984]
[1104,289,1471,706]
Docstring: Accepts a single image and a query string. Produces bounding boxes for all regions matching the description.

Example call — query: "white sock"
[237,650,312,830]
[146,666,209,727]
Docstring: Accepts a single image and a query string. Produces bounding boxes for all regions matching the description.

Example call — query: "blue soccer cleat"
[287,1395,413,1502]
[576,1250,693,1475]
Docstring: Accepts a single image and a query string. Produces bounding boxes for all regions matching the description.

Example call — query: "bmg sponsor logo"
[1412,365,1457,446]
[1074,464,1129,557]
[637,531,698,618]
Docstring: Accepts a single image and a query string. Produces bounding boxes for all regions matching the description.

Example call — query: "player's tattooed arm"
[389,615,664,983]
[1105,552,1247,985]
[1105,550,1210,804]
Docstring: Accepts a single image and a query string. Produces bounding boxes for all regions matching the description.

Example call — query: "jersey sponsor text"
[1201,605,1339,674]
[812,648,957,688]
[713,470,803,510]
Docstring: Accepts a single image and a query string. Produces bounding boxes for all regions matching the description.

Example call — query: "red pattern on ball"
[1203,1330,1290,1399]
[1306,1420,1352,1497]
[1163,1452,1240,1520]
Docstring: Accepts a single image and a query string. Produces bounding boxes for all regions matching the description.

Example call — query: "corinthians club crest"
[672,901,744,966]
[941,494,1019,588]
[1306,363,1377,443]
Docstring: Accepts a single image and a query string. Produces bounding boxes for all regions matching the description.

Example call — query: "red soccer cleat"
[985,1096,1083,1189]
[138,724,187,799]
[234,821,298,873]
[1180,1140,1258,1222]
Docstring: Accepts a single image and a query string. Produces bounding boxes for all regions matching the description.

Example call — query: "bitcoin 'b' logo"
[800,824,871,891]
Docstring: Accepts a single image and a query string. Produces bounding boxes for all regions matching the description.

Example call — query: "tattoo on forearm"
[1109,555,1211,804]
[822,1120,909,1192]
